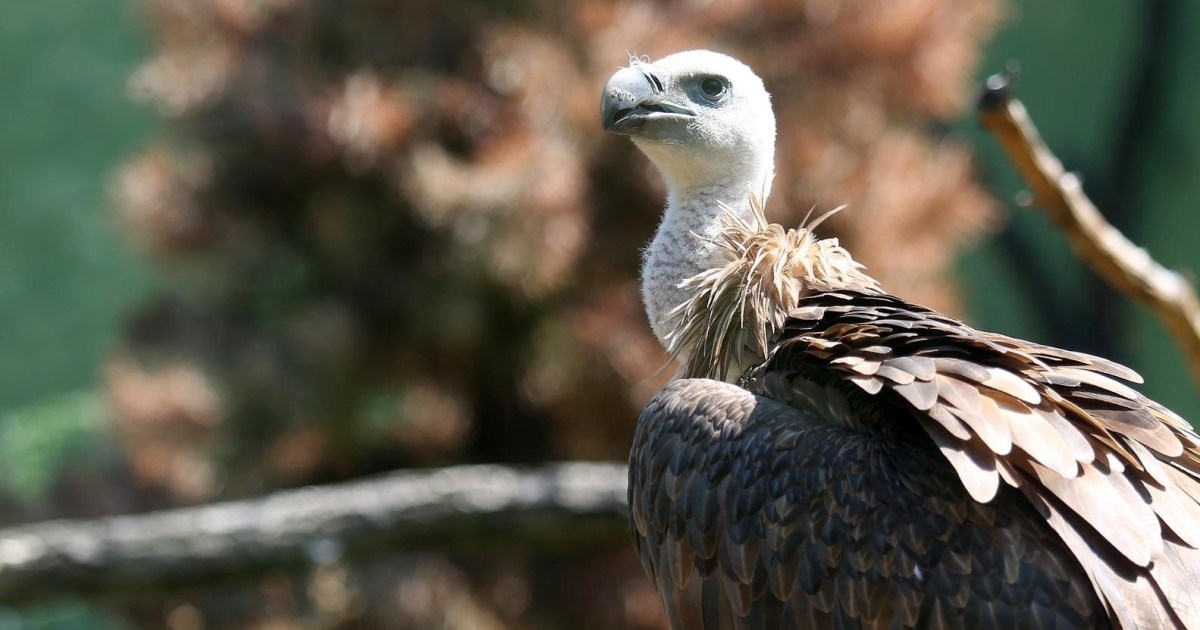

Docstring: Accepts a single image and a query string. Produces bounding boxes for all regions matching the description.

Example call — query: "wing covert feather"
[757,289,1200,628]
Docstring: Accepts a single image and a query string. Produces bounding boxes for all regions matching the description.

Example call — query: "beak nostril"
[643,69,665,94]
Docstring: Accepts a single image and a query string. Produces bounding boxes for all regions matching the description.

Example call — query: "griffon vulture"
[601,49,1200,629]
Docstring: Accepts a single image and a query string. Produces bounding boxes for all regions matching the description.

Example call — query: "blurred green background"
[1,4,151,410]
[0,4,150,532]
[1,0,1197,627]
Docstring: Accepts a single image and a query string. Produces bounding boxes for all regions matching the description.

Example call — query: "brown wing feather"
[766,289,1200,628]
[630,378,1110,628]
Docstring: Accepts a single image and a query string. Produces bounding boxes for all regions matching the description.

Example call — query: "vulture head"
[601,51,875,378]
[601,50,776,197]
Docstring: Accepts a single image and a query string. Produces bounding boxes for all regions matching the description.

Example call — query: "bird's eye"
[699,77,728,101]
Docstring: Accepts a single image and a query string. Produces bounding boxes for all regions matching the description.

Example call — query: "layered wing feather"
[630,378,1110,629]
[761,289,1200,629]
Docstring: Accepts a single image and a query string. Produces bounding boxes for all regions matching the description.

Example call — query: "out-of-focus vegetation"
[1,0,1197,628]
[0,392,109,504]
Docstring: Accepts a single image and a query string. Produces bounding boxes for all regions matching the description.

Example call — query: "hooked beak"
[600,63,695,136]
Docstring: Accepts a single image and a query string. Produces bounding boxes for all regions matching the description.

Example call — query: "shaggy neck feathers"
[663,197,881,379]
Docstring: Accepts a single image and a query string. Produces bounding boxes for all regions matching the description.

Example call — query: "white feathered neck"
[640,168,775,348]
[624,50,781,366]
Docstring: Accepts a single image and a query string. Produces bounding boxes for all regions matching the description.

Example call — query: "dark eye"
[699,77,728,101]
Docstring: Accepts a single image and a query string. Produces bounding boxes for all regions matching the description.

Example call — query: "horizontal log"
[0,462,629,604]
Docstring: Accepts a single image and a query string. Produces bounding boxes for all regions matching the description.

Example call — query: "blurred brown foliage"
[101,0,1001,626]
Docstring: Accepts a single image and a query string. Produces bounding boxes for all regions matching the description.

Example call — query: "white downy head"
[602,50,776,202]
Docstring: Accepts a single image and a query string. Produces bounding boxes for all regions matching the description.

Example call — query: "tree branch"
[977,73,1200,387]
[0,462,629,605]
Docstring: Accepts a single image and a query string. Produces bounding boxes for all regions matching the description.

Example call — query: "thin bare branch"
[978,72,1200,387]
[0,462,628,605]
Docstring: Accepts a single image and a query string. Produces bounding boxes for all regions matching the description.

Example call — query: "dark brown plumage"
[631,380,1109,629]
[631,289,1200,628]
[605,51,1200,629]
